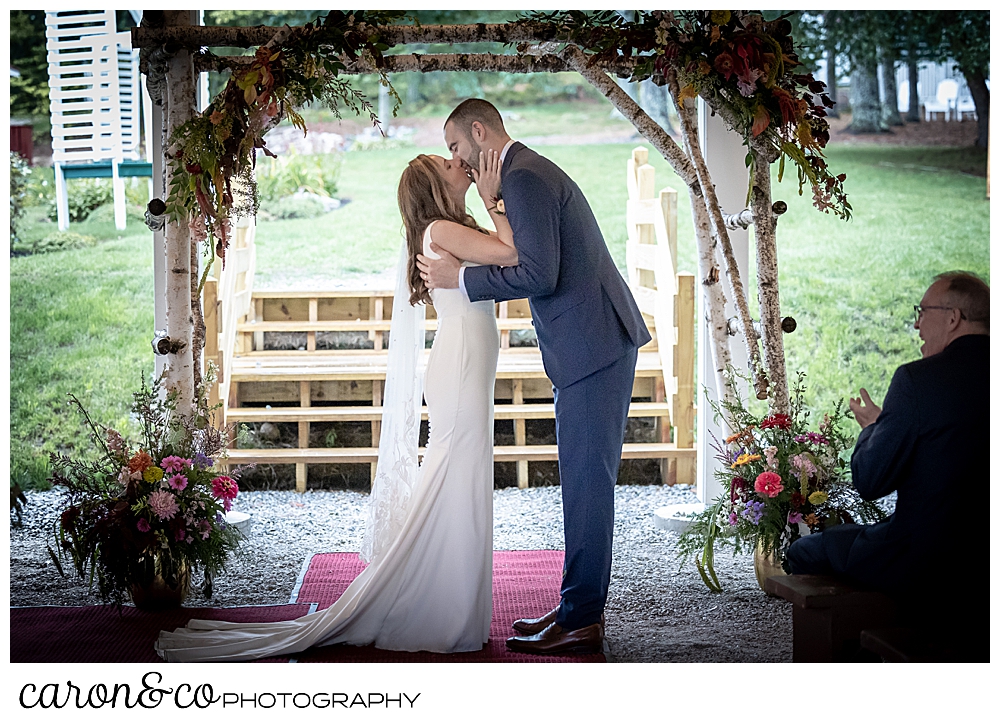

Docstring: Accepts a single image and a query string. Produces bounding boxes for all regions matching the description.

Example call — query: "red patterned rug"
[10,551,604,663]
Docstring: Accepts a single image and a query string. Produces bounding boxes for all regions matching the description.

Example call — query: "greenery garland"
[526,10,851,220]
[165,10,405,266]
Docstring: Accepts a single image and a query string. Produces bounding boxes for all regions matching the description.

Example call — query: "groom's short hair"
[446,98,505,135]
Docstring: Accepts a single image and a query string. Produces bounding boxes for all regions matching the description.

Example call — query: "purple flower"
[136,518,151,533]
[794,432,829,446]
[788,511,803,525]
[192,452,213,470]
[729,512,738,526]
[741,500,765,525]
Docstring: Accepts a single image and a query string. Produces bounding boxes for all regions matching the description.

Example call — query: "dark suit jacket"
[462,142,651,389]
[838,334,989,596]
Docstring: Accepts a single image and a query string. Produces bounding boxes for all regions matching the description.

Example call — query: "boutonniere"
[489,194,505,216]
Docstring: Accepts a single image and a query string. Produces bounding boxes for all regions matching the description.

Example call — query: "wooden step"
[223,442,694,466]
[227,401,672,423]
[238,319,536,332]
[229,349,666,383]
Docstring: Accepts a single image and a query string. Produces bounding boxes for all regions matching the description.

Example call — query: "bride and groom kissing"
[156,99,651,662]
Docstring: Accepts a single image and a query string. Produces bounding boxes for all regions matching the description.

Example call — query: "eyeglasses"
[913,304,964,325]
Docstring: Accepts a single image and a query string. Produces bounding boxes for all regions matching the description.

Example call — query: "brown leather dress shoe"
[512,608,606,636]
[511,607,559,635]
[505,622,604,656]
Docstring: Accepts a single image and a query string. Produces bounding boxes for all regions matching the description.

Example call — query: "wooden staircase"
[204,148,696,492]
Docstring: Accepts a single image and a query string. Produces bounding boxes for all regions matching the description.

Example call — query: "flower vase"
[129,556,191,610]
[753,541,787,594]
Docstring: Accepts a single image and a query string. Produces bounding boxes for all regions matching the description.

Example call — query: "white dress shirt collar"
[499,139,517,163]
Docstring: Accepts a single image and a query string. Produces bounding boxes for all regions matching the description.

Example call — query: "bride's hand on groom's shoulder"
[417,245,461,290]
[473,149,502,205]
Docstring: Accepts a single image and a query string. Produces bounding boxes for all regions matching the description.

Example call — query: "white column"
[696,98,750,506]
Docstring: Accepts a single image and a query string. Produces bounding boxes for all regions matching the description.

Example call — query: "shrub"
[10,152,31,246]
[46,177,114,222]
[260,194,327,220]
[12,230,98,256]
[255,151,343,203]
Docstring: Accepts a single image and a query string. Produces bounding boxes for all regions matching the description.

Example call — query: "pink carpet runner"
[10,551,604,663]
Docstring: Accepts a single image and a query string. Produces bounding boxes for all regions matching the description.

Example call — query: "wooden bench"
[859,627,989,663]
[764,575,898,662]
[767,574,990,663]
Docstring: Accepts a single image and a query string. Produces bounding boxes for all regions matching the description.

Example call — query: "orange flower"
[804,513,819,527]
[127,451,153,474]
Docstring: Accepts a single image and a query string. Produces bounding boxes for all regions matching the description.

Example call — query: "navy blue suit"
[786,335,989,618]
[463,142,651,629]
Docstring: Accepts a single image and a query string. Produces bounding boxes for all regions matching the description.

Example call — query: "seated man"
[786,271,989,632]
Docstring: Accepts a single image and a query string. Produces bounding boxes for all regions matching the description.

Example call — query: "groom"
[418,98,651,655]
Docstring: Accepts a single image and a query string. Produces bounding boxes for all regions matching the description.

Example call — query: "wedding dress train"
[155,224,499,661]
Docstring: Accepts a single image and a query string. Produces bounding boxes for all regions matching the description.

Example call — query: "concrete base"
[653,503,706,533]
[224,510,251,537]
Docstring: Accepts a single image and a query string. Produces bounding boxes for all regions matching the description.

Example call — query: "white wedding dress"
[155,223,499,661]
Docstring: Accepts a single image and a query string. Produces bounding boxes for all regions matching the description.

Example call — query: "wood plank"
[236,319,535,332]
[224,442,694,465]
[226,402,671,423]
[229,349,667,382]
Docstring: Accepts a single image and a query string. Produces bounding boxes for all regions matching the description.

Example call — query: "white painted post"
[54,163,69,231]
[112,155,127,230]
[696,99,750,506]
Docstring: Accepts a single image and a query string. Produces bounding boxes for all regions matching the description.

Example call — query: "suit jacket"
[462,142,651,389]
[838,334,989,595]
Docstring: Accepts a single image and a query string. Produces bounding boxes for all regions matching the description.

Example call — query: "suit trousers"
[785,524,866,576]
[552,346,638,630]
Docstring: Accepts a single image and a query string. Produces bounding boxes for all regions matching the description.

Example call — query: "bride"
[155,150,516,661]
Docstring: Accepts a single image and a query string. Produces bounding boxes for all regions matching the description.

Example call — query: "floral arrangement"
[677,373,887,592]
[166,10,405,268]
[48,374,245,608]
[526,10,851,219]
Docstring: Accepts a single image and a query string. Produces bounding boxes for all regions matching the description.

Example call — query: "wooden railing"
[625,146,696,485]
[203,215,257,422]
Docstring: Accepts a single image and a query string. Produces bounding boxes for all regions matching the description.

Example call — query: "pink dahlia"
[211,475,239,503]
[148,490,179,520]
[167,473,189,492]
[161,456,191,474]
[754,471,784,498]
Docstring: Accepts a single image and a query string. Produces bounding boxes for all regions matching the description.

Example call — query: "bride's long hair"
[397,154,481,305]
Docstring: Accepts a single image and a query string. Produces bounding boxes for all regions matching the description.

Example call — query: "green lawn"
[10,141,988,488]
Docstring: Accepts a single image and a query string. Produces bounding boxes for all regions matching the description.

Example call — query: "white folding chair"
[924,79,959,121]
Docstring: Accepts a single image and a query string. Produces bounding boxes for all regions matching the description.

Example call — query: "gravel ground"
[10,484,792,663]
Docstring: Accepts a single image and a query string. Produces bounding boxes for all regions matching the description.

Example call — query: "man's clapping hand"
[849,388,882,429]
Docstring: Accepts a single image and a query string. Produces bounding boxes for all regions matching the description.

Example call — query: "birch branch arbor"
[135,10,850,421]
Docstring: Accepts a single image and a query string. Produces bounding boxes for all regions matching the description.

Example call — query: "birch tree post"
[749,150,790,413]
[666,71,768,400]
[162,10,197,413]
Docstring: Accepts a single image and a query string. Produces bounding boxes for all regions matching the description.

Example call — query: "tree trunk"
[848,50,884,134]
[879,53,903,126]
[750,152,789,414]
[824,45,840,119]
[667,72,768,400]
[906,57,921,122]
[162,11,197,413]
[963,68,990,149]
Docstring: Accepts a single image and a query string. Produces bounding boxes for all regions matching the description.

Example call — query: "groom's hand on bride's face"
[417,244,461,290]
